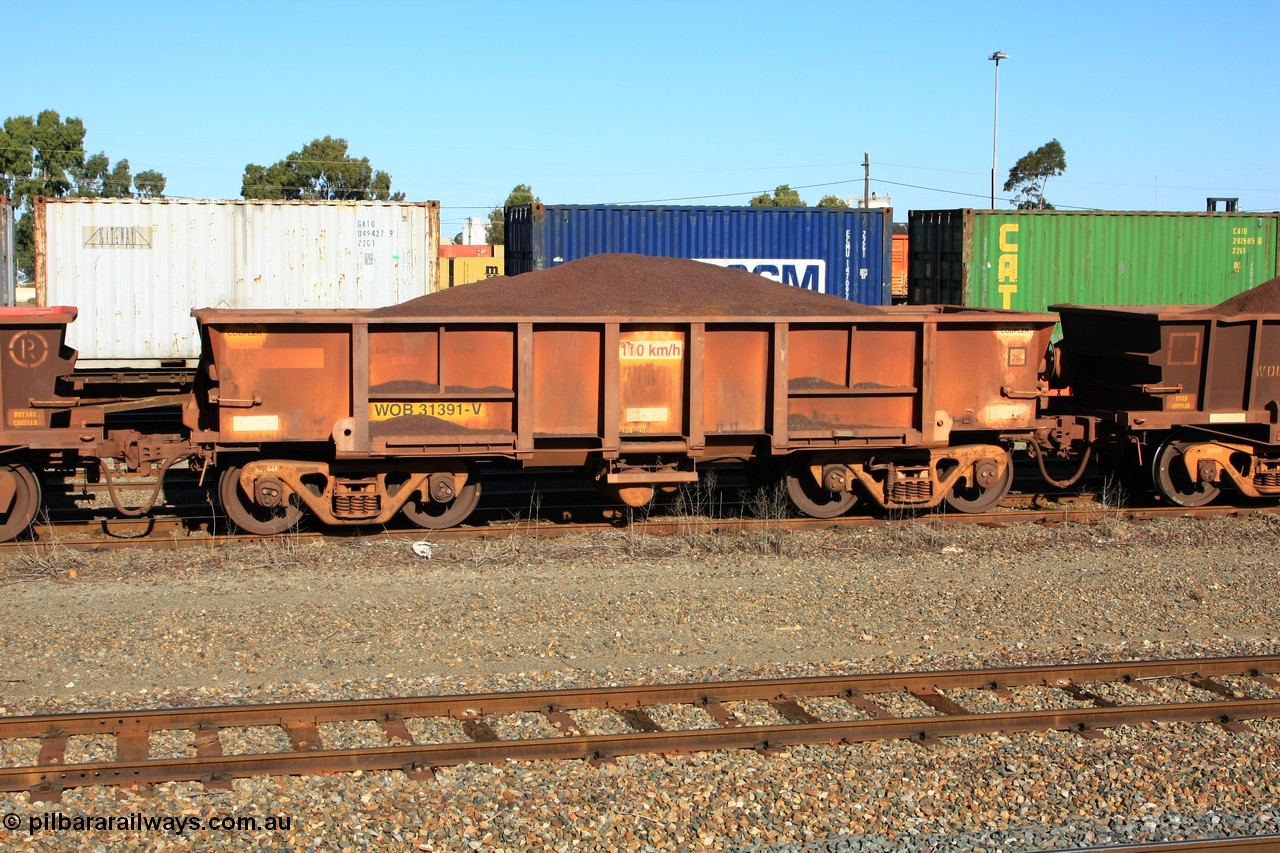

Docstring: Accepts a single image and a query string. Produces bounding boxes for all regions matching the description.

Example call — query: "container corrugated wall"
[34,198,441,366]
[441,254,505,287]
[506,204,891,306]
[890,230,908,301]
[908,209,1280,310]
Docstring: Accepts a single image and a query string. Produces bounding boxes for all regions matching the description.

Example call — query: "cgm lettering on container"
[697,258,825,291]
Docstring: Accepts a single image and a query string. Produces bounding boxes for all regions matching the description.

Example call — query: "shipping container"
[890,227,908,302]
[438,246,505,288]
[442,254,504,287]
[908,209,1280,311]
[505,203,892,306]
[34,197,441,367]
[440,243,496,258]
[0,199,13,307]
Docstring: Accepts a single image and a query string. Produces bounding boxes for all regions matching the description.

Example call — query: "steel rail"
[3,656,1277,800]
[1060,837,1280,852]
[9,500,1280,554]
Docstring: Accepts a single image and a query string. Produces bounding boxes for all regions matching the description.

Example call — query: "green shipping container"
[908,209,1280,311]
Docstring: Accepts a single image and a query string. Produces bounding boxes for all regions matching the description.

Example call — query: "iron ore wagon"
[184,254,1058,532]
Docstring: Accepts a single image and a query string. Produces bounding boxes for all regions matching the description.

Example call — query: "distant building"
[855,192,893,210]
[462,216,488,245]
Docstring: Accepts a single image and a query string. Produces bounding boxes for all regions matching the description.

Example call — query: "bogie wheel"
[785,457,857,519]
[1152,432,1220,508]
[943,454,1014,513]
[0,462,41,542]
[402,478,482,530]
[218,463,305,535]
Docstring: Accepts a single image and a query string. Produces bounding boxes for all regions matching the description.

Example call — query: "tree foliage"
[241,137,404,201]
[0,109,167,276]
[816,195,851,209]
[75,153,134,198]
[486,183,538,245]
[134,170,166,198]
[750,184,805,207]
[1003,139,1066,210]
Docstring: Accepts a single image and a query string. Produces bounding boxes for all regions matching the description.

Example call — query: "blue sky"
[10,0,1279,233]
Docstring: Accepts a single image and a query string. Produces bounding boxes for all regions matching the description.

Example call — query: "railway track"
[1069,839,1280,852]
[8,492,1279,553]
[3,655,1278,805]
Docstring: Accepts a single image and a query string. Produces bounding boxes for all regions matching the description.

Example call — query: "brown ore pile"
[1205,275,1280,314]
[369,253,882,318]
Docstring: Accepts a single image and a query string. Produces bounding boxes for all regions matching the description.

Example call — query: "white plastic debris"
[411,540,434,559]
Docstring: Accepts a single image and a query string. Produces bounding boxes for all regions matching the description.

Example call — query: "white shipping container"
[35,197,441,366]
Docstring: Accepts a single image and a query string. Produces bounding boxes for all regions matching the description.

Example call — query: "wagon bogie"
[220,458,479,530]
[785,444,1015,518]
[1146,430,1280,507]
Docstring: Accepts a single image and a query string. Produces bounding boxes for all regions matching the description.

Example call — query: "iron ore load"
[189,254,1055,532]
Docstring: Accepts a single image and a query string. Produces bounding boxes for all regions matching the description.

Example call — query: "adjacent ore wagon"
[504,203,893,306]
[0,307,190,539]
[908,209,1280,313]
[32,197,443,368]
[186,254,1056,532]
[1045,276,1280,507]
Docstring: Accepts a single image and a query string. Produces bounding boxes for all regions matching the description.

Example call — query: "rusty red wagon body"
[1049,302,1280,507]
[186,277,1058,532]
[0,307,192,539]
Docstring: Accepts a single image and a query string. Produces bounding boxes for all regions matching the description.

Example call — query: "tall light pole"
[989,51,1008,209]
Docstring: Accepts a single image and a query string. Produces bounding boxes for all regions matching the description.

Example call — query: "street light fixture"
[989,51,1008,209]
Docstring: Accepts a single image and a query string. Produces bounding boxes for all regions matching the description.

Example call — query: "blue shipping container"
[505,204,892,306]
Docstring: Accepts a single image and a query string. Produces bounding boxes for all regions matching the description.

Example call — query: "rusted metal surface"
[194,308,1057,456]
[1,655,1276,800]
[1052,303,1280,506]
[0,307,79,437]
[1055,305,1280,434]
[189,303,1058,527]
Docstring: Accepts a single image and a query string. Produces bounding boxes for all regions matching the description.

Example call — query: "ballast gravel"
[1,513,1279,851]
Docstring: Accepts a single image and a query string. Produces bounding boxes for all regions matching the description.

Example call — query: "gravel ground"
[1,512,1279,850]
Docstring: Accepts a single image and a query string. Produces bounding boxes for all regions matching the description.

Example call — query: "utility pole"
[863,152,870,209]
[989,51,1008,209]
